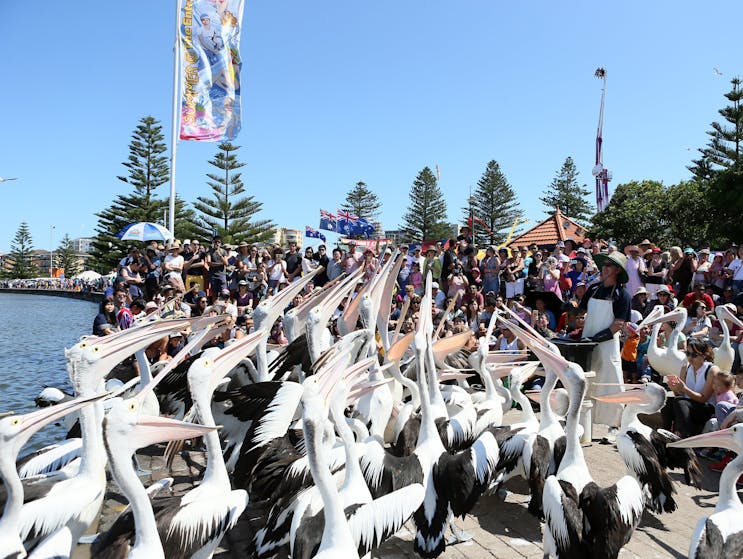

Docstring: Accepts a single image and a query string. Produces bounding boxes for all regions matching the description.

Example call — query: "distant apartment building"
[272,228,303,248]
[72,237,94,253]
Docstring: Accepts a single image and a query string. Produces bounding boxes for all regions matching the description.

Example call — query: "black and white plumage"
[502,319,645,559]
[669,424,743,558]
[0,394,105,559]
[594,382,702,514]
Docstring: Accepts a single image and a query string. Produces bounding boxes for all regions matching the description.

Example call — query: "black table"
[550,339,598,372]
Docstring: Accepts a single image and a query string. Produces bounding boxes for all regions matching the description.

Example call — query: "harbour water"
[0,293,98,451]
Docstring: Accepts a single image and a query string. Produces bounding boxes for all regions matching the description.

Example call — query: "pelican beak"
[668,426,742,453]
[135,323,227,402]
[14,392,107,451]
[347,377,394,403]
[719,304,743,329]
[637,305,664,328]
[526,390,542,404]
[592,387,648,405]
[387,331,414,363]
[437,370,476,382]
[130,415,217,450]
[431,330,472,363]
[209,328,266,389]
[484,352,529,365]
[92,319,192,372]
[643,307,687,328]
[486,363,518,379]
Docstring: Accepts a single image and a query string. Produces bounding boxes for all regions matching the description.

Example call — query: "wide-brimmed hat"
[656,285,672,295]
[592,251,629,284]
[169,240,182,250]
[638,239,655,248]
[634,286,648,297]
[623,245,641,255]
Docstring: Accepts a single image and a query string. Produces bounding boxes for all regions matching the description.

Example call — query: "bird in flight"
[713,67,723,76]
[0,177,18,182]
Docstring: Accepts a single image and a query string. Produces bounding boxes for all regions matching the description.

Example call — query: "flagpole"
[168,0,182,239]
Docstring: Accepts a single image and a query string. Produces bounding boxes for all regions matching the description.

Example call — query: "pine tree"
[400,167,449,243]
[463,160,523,246]
[539,157,594,223]
[688,77,743,177]
[56,234,81,277]
[340,181,382,220]
[7,222,38,279]
[90,116,171,271]
[192,142,274,244]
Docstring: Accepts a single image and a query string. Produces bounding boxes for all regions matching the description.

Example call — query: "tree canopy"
[56,233,81,277]
[192,142,274,245]
[463,160,523,246]
[340,181,382,221]
[6,221,38,279]
[539,156,594,223]
[400,167,450,243]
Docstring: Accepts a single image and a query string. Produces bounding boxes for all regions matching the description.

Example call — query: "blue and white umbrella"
[117,222,173,242]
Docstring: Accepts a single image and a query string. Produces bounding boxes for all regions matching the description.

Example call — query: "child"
[621,322,641,383]
[713,371,739,425]
[635,326,652,383]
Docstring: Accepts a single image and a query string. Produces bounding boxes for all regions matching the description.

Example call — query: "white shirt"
[730,258,743,280]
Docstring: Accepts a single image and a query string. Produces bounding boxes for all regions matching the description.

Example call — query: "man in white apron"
[580,251,631,442]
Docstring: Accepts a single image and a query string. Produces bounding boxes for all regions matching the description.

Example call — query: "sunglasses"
[685,351,701,358]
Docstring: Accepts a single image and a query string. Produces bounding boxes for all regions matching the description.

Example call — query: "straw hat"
[170,240,182,250]
[593,251,629,284]
[638,239,655,249]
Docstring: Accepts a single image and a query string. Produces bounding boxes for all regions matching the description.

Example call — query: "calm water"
[0,293,98,451]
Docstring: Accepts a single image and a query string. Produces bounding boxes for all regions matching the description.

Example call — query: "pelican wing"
[621,431,676,513]
[358,440,424,499]
[579,477,644,557]
[650,428,703,488]
[543,477,586,557]
[348,483,425,555]
[17,438,82,479]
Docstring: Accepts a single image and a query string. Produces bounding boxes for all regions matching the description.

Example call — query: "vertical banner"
[179,0,245,141]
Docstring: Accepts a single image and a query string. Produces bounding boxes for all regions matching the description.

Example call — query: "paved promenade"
[79,412,725,559]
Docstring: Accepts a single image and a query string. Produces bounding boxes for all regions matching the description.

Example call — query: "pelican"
[0,394,105,559]
[713,304,743,372]
[0,176,18,182]
[16,320,192,556]
[594,382,702,514]
[640,305,687,378]
[504,319,644,559]
[669,424,743,558]
[253,267,323,381]
[299,375,424,559]
[91,398,218,559]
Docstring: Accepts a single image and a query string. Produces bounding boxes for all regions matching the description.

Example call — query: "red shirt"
[681,292,715,310]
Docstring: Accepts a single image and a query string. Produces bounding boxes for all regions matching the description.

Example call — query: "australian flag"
[319,209,337,232]
[305,226,326,242]
[336,209,359,236]
[355,217,375,239]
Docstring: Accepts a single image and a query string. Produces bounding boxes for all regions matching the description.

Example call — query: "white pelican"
[640,305,688,378]
[669,424,743,558]
[90,398,218,559]
[594,382,702,514]
[0,394,105,559]
[713,303,743,372]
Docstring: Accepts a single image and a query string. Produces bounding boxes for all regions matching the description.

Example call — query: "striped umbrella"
[117,222,173,242]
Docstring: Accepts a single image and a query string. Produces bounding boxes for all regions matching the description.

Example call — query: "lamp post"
[467,195,477,249]
[49,225,55,278]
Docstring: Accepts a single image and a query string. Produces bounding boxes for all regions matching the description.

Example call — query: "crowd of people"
[91,230,743,476]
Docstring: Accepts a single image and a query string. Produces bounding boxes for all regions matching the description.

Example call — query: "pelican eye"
[128,401,137,412]
[11,418,21,426]
[80,343,87,349]
[203,359,211,367]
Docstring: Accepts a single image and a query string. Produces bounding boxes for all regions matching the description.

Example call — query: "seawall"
[0,288,104,303]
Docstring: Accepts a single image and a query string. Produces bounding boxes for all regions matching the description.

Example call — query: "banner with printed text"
[179,0,245,141]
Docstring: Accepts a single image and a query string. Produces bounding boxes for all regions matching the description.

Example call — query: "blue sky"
[0,1,739,253]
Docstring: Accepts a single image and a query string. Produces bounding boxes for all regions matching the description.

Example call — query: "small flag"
[305,226,326,242]
[319,209,337,232]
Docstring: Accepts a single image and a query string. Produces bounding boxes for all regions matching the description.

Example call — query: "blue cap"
[683,247,695,254]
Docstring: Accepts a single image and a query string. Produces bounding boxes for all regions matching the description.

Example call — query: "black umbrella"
[524,290,564,319]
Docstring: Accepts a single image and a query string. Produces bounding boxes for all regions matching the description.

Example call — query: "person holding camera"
[447,264,469,306]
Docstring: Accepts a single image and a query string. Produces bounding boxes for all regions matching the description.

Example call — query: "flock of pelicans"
[1,252,742,559]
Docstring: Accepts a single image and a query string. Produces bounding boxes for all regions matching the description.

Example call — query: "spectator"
[644,247,668,298]
[670,247,697,300]
[266,248,288,293]
[326,248,343,283]
[142,247,162,301]
[183,239,207,293]
[712,371,739,426]
[631,286,650,316]
[480,246,500,296]
[623,245,647,300]
[313,245,330,287]
[284,241,302,283]
[93,297,118,336]
[681,281,715,310]
[683,301,712,340]
[206,236,229,297]
[663,338,718,438]
[424,247,443,286]
[235,280,253,314]
[163,241,186,292]
[447,264,469,305]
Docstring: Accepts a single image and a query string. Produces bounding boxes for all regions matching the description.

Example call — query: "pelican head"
[640,306,687,329]
[716,303,743,329]
[668,423,743,454]
[0,393,106,460]
[104,397,217,455]
[593,382,667,414]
